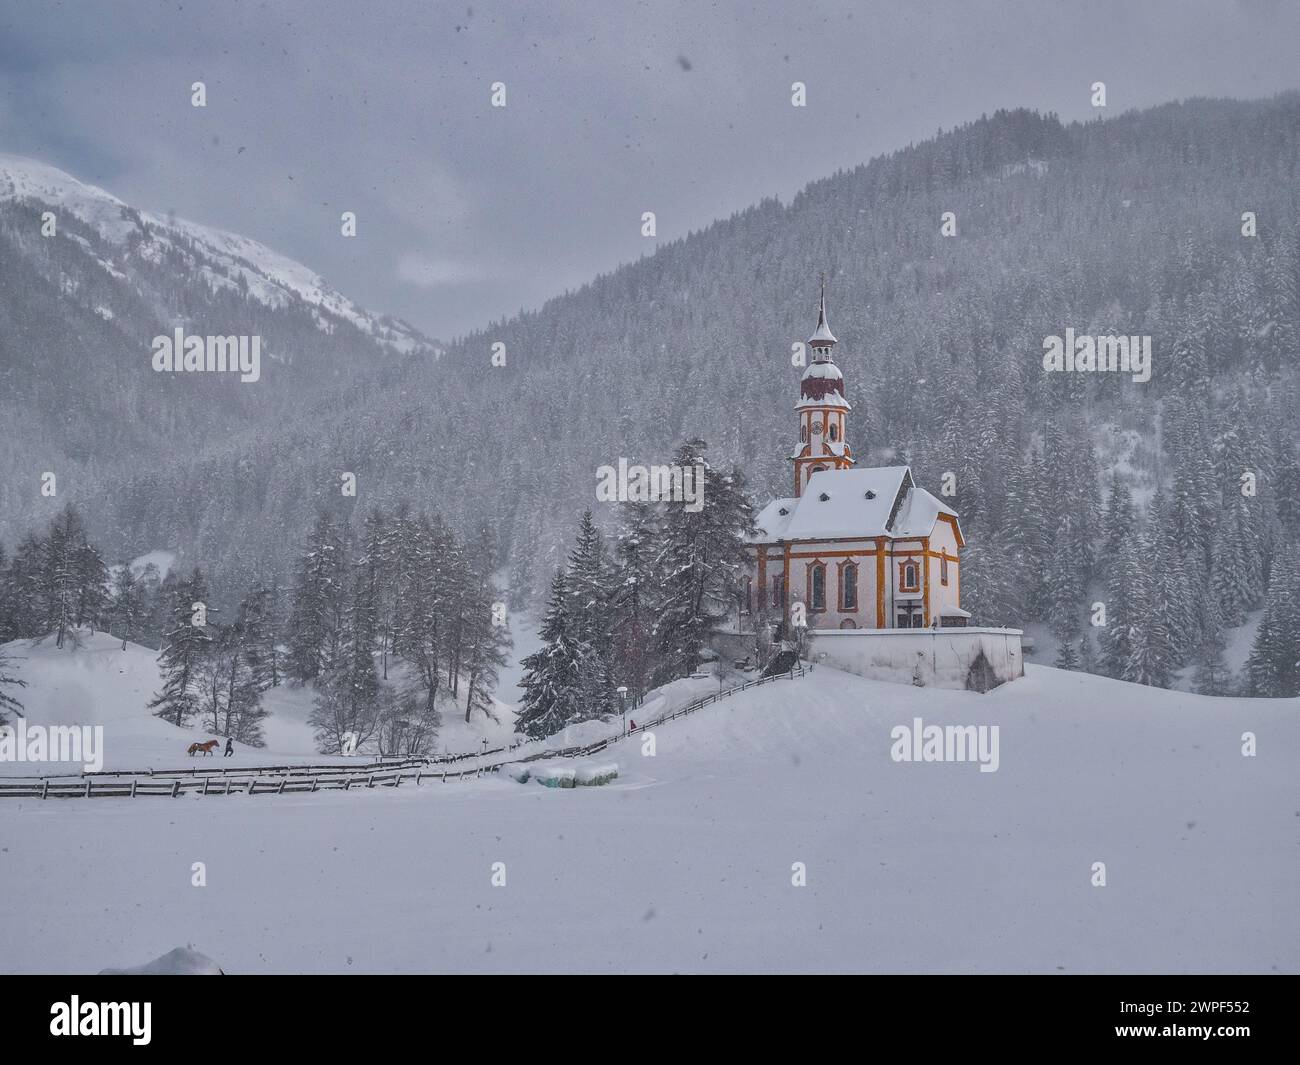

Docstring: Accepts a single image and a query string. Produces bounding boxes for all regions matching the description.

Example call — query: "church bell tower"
[792,277,854,497]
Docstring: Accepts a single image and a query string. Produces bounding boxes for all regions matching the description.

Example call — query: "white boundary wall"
[810,627,1024,691]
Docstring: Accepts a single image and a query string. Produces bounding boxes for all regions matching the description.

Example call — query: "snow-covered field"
[1,660,1295,974]
[0,630,530,773]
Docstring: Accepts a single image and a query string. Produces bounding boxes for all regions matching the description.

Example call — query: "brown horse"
[187,740,220,757]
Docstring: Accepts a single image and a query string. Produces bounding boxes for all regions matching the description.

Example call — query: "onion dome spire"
[800,274,845,404]
[808,273,837,350]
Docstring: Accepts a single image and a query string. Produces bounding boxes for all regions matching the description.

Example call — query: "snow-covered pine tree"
[377,504,413,681]
[1209,499,1253,627]
[515,570,588,739]
[148,567,213,727]
[1147,493,1196,669]
[610,502,663,701]
[309,547,382,756]
[1123,514,1171,688]
[395,512,453,715]
[0,534,43,640]
[442,530,472,699]
[0,645,25,724]
[1001,449,1047,623]
[73,537,108,632]
[652,441,755,684]
[235,581,278,693]
[461,528,512,724]
[564,510,615,717]
[287,510,347,682]
[1192,599,1233,696]
[1100,534,1143,680]
[1244,548,1300,697]
[1047,513,1082,670]
[1102,475,1135,561]
[40,505,86,647]
[110,561,147,650]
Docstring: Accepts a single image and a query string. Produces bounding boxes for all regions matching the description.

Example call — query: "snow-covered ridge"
[0,153,435,355]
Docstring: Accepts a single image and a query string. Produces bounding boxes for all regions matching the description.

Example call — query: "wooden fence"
[0,665,805,800]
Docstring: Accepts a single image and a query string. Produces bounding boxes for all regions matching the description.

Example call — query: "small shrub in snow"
[532,764,576,788]
[576,763,619,786]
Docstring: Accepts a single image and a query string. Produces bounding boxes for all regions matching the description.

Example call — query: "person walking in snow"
[224,737,234,758]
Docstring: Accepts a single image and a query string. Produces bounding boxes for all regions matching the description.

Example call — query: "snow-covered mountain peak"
[0,152,436,355]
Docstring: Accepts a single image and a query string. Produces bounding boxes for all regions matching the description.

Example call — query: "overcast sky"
[1,0,1297,340]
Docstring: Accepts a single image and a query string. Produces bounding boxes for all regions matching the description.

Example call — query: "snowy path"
[0,668,806,797]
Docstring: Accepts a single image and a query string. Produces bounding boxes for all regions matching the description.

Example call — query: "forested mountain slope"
[2,97,1298,691]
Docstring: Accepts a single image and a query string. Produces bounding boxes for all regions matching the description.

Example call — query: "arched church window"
[810,563,826,611]
[841,563,857,610]
[800,424,808,443]
[900,561,920,593]
[829,423,839,442]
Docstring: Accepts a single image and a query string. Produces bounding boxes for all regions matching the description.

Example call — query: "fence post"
[367,774,375,788]
[171,779,179,798]
[84,778,92,798]
[277,776,287,794]
[311,777,318,793]
[130,779,137,799]
[41,779,48,800]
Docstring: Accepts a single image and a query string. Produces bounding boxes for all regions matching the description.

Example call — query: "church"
[745,286,968,632]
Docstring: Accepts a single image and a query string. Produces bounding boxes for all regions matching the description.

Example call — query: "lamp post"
[617,686,628,734]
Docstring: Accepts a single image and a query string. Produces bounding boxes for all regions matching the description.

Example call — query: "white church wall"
[786,549,879,629]
[810,627,1024,691]
[927,522,961,622]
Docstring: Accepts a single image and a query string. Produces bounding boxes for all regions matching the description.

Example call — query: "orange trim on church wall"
[937,512,965,547]
[875,536,886,628]
[922,536,931,626]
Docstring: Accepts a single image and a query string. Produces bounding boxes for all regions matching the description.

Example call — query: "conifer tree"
[564,510,615,717]
[287,511,347,682]
[652,441,754,683]
[148,568,213,727]
[610,503,663,700]
[1192,601,1233,696]
[235,581,278,692]
[0,646,25,725]
[110,561,147,650]
[1047,514,1082,670]
[516,570,589,739]
[461,530,512,724]
[1245,550,1300,697]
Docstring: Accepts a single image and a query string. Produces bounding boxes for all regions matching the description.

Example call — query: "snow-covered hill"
[0,153,434,355]
[1,662,1294,973]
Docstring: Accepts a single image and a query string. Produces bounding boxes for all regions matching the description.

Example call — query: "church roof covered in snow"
[749,466,963,545]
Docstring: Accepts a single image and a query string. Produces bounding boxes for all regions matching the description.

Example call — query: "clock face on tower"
[811,423,822,435]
